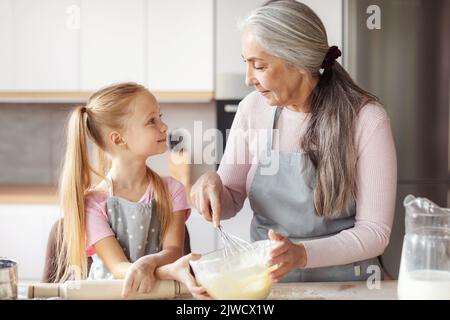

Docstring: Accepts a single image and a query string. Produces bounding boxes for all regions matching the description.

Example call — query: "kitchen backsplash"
[0,102,216,185]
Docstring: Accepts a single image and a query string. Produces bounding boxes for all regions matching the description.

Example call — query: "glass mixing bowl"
[190,240,276,300]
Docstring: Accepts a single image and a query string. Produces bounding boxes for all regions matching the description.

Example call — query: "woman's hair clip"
[321,46,342,70]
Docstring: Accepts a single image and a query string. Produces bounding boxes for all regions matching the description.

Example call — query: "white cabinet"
[0,205,59,281]
[216,0,265,76]
[0,0,14,90]
[0,0,214,96]
[220,199,253,243]
[80,0,146,90]
[186,199,254,254]
[186,209,218,254]
[215,0,265,99]
[0,0,80,91]
[300,0,343,51]
[0,0,341,96]
[147,0,213,92]
[81,0,214,92]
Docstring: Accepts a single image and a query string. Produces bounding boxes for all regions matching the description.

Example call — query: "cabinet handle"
[224,104,238,113]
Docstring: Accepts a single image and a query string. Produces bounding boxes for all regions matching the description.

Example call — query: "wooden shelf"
[0,91,214,103]
[0,185,58,204]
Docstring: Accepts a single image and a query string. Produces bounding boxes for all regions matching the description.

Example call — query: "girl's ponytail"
[147,169,173,245]
[55,106,91,281]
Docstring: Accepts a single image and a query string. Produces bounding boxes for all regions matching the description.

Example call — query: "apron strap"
[267,107,283,151]
[106,171,114,196]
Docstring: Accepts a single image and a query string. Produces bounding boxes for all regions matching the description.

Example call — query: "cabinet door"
[80,0,146,91]
[147,0,213,92]
[215,0,265,100]
[0,0,79,91]
[219,199,253,243]
[186,209,218,253]
[0,205,60,281]
[300,0,343,50]
[0,0,14,90]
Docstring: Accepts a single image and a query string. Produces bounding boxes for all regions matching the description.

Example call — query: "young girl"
[56,82,192,297]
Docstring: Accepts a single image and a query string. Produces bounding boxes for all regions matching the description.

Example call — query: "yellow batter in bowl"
[190,240,276,300]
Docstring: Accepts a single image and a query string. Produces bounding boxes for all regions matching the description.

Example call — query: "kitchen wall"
[0,102,216,184]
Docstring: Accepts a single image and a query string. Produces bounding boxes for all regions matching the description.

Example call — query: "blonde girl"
[55,82,190,296]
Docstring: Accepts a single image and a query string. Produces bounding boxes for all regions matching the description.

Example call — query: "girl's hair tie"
[321,45,341,70]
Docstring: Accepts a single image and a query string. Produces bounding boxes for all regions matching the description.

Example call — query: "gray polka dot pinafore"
[88,174,161,280]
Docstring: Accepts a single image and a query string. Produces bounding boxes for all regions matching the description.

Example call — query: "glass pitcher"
[397,195,450,300]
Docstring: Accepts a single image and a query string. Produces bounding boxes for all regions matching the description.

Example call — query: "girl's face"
[119,90,168,159]
[241,31,307,107]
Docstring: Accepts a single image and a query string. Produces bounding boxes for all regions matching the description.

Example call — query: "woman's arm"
[191,99,253,222]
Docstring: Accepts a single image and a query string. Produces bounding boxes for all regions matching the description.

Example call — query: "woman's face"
[241,31,309,107]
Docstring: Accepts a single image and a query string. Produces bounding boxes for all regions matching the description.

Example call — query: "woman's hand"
[190,171,223,227]
[267,229,307,282]
[122,255,157,298]
[168,253,211,300]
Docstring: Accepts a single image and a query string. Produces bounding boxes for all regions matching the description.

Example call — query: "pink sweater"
[218,91,397,269]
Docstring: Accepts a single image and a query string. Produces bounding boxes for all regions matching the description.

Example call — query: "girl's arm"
[93,236,131,278]
[147,209,186,267]
[121,210,187,297]
[94,210,186,280]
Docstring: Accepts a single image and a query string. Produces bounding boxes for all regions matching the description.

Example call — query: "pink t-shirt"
[85,176,191,256]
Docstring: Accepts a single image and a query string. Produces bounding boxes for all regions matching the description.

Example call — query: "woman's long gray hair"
[243,0,379,218]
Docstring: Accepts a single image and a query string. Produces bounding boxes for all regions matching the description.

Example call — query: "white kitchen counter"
[267,281,398,300]
[18,281,399,300]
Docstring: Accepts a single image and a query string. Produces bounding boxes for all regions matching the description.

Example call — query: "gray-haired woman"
[190,0,397,282]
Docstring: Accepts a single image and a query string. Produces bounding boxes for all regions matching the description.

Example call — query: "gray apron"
[88,173,161,279]
[248,107,383,282]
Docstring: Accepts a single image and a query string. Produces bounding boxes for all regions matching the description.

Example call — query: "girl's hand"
[169,253,212,300]
[190,172,223,227]
[122,255,157,298]
[267,229,307,283]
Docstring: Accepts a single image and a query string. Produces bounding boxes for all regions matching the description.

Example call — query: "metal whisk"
[217,225,252,257]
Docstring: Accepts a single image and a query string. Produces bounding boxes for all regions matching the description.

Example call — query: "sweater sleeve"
[217,98,252,219]
[166,176,191,220]
[85,192,115,256]
[302,107,397,268]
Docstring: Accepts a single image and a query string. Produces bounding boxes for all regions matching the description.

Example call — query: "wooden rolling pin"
[27,279,190,300]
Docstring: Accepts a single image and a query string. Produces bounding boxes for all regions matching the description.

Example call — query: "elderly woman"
[190,0,397,282]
